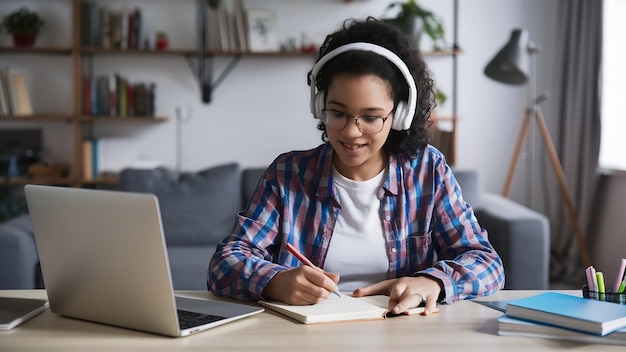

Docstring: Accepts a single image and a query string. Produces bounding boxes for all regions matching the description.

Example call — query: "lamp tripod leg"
[502,109,532,197]
[534,107,592,268]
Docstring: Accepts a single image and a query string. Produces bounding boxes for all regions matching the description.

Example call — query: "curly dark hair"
[308,17,435,158]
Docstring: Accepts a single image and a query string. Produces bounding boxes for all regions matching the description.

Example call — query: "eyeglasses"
[321,109,392,134]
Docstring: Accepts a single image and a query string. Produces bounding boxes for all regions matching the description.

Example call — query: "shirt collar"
[383,153,400,196]
[318,143,401,198]
[315,143,335,198]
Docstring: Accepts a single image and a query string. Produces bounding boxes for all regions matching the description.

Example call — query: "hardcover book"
[498,315,626,346]
[259,294,424,324]
[5,70,33,116]
[505,292,626,336]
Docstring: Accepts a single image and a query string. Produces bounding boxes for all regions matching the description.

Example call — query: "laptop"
[24,184,263,337]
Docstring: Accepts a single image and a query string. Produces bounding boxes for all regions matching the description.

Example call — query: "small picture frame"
[245,9,280,52]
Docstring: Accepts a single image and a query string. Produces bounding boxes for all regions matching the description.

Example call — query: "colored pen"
[285,243,341,297]
[613,259,626,293]
[585,266,596,291]
[596,272,606,294]
[588,266,598,292]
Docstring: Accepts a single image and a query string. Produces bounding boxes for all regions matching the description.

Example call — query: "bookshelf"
[0,0,461,188]
[0,0,174,187]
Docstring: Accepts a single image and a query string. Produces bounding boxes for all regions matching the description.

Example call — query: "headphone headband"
[309,42,417,130]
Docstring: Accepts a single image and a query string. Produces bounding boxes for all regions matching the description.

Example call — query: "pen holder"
[582,285,626,304]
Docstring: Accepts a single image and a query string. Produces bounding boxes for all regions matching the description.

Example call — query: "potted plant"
[155,32,169,50]
[435,88,447,108]
[384,0,446,51]
[428,88,448,120]
[1,7,45,47]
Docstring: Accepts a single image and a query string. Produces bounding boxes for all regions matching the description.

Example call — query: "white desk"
[0,290,622,351]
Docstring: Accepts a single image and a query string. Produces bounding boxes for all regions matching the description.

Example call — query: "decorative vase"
[12,32,37,47]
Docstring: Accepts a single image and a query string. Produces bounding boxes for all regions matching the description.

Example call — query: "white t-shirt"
[324,167,390,292]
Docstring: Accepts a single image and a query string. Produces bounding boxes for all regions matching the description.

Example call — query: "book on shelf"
[120,7,129,50]
[0,68,33,117]
[505,291,626,336]
[0,297,49,330]
[258,294,424,324]
[233,0,248,51]
[0,69,13,115]
[0,73,9,116]
[82,139,94,181]
[216,0,230,51]
[498,315,626,346]
[82,138,107,180]
[224,0,246,50]
[82,76,91,115]
[83,74,155,117]
[117,74,127,117]
[97,76,110,116]
[128,8,142,50]
[10,70,30,115]
[81,1,144,49]
[81,1,101,47]
[92,138,99,180]
[100,6,111,48]
[204,0,248,51]
[79,137,140,178]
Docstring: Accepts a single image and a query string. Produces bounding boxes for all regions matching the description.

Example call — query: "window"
[599,0,626,171]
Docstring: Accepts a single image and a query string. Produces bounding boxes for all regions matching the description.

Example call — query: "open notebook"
[259,294,425,324]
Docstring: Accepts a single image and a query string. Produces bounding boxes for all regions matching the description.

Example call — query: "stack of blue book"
[498,292,626,345]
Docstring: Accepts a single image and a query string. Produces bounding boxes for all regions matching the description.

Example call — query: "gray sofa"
[0,163,549,291]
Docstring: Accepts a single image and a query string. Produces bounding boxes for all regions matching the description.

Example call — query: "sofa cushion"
[0,214,42,289]
[476,193,550,289]
[167,245,216,290]
[451,169,482,209]
[242,168,266,207]
[118,163,242,246]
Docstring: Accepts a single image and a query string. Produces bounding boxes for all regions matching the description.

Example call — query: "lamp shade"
[484,29,530,85]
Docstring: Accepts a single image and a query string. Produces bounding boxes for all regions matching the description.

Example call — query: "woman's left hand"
[352,276,442,315]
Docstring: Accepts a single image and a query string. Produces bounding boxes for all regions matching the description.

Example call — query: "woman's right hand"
[262,266,340,305]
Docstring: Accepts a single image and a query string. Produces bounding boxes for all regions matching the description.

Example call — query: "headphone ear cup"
[391,101,409,130]
[313,90,325,120]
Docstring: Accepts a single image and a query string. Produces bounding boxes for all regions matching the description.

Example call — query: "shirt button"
[391,248,397,253]
[385,216,391,221]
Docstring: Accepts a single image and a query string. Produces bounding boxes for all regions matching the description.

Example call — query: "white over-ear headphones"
[309,42,417,131]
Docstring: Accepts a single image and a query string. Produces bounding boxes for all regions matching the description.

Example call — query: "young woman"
[208,18,504,316]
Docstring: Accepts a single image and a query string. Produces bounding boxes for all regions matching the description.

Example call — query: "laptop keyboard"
[177,309,226,330]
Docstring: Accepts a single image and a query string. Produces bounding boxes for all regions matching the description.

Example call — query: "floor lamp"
[484,29,591,268]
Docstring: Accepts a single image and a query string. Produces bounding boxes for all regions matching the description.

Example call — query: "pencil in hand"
[286,243,341,297]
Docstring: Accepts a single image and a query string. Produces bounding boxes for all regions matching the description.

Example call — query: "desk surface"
[0,290,622,352]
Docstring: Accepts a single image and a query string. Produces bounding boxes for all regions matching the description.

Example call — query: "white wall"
[0,0,558,202]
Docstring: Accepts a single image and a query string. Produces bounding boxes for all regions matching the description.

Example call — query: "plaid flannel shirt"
[208,143,504,303]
